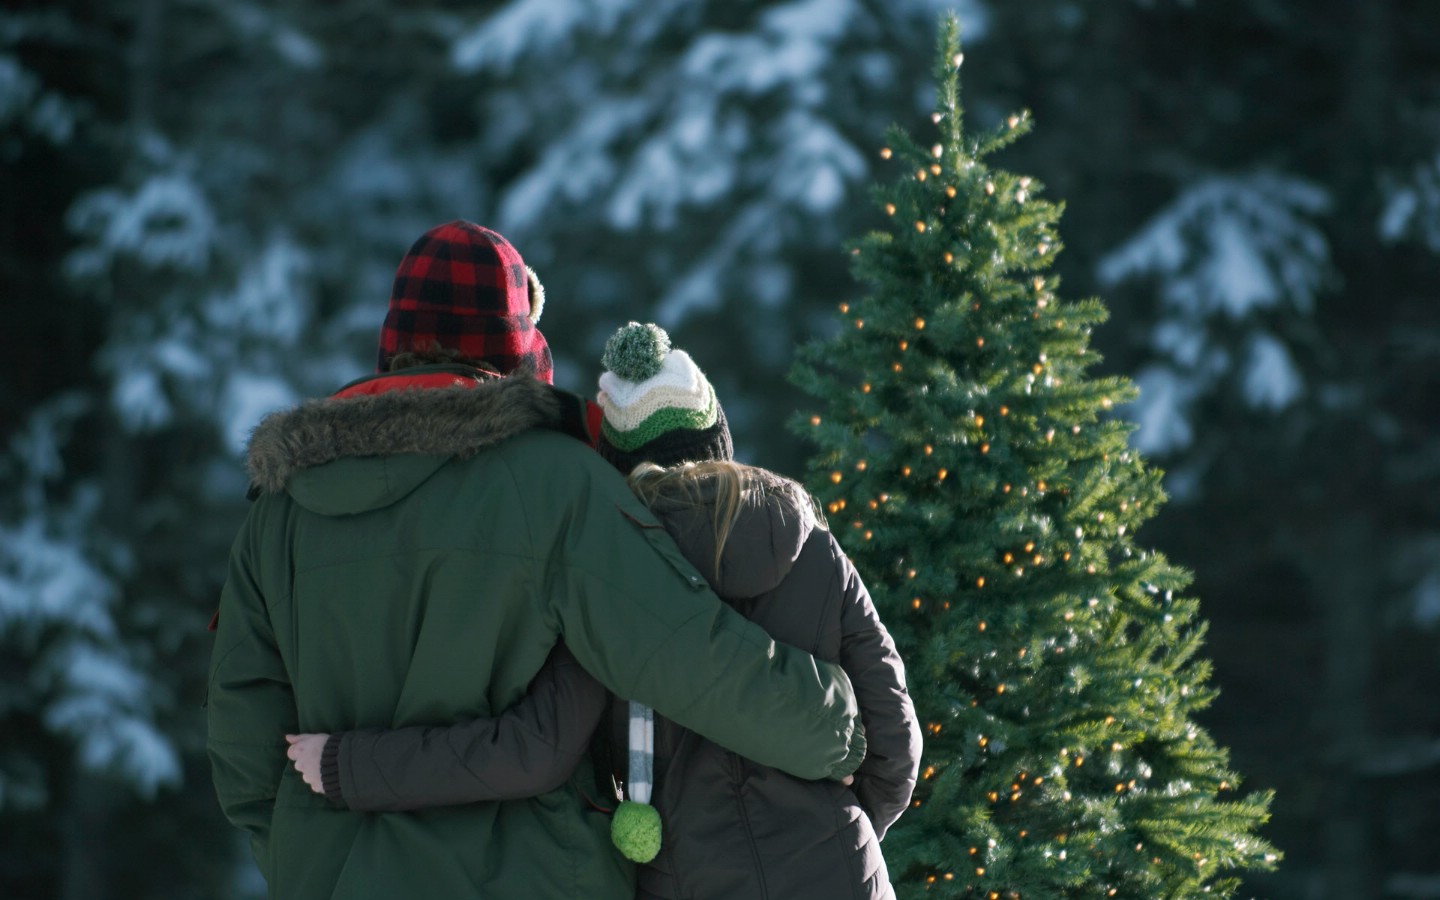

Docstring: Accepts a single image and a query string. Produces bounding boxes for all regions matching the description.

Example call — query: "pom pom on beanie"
[602,322,671,382]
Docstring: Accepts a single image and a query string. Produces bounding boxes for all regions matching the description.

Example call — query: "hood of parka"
[647,472,818,599]
[244,370,563,516]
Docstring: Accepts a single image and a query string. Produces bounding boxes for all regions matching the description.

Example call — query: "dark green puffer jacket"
[206,368,866,900]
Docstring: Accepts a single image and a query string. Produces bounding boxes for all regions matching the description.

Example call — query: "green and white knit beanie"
[596,322,733,474]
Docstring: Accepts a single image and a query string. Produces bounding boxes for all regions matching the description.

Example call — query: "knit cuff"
[321,733,345,806]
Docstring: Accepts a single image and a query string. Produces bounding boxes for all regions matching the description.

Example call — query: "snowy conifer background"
[2,2,1436,898]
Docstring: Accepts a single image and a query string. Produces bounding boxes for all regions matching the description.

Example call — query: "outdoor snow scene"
[3,2,1438,899]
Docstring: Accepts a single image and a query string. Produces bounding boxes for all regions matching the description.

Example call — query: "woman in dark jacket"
[287,324,922,899]
[618,458,920,899]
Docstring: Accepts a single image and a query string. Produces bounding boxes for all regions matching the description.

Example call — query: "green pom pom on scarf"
[611,799,662,863]
[612,700,662,863]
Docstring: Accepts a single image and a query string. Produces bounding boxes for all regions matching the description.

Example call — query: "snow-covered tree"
[7,1,1439,897]
[0,396,181,805]
[444,0,984,467]
[0,418,179,883]
[1073,3,1440,894]
[2,2,504,895]
[1096,172,1331,496]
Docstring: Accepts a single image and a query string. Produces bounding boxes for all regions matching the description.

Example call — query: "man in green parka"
[206,221,866,899]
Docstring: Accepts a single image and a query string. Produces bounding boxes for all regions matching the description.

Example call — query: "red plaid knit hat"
[377,221,552,382]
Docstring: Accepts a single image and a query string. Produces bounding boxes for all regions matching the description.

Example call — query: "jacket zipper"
[730,750,769,900]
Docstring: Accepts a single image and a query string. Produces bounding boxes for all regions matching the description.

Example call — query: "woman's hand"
[285,733,331,795]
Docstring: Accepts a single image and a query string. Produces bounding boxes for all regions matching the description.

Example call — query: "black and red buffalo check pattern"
[377,220,552,383]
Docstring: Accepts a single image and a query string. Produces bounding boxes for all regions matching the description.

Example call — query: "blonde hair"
[626,460,825,582]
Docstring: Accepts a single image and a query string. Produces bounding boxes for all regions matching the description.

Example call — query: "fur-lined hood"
[245,372,563,499]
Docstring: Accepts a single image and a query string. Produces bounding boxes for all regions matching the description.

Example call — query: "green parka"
[206,367,866,900]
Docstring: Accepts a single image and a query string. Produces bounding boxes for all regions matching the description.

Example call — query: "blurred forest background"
[2,1,1438,898]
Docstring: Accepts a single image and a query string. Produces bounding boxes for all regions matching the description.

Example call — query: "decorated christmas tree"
[790,17,1279,899]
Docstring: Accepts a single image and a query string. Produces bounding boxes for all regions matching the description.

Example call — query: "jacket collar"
[245,367,566,495]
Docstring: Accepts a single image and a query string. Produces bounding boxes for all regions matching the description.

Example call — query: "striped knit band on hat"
[596,323,733,474]
[377,220,552,383]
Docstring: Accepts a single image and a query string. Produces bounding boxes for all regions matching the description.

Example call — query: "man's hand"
[285,733,331,795]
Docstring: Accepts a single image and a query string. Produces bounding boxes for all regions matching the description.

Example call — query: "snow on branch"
[451,0,646,74]
[0,52,77,145]
[1099,171,1330,318]
[1381,153,1440,252]
[0,399,182,805]
[65,173,217,278]
[1097,172,1330,458]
